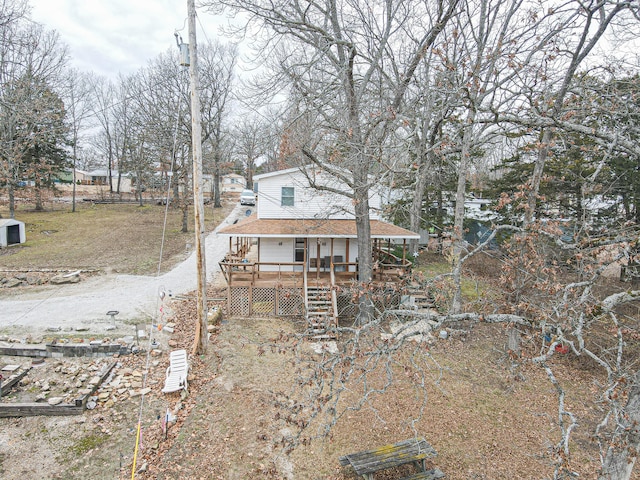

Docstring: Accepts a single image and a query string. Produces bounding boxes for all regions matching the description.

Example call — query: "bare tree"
[209,0,460,322]
[62,68,95,211]
[89,76,118,193]
[233,116,265,189]
[128,41,237,228]
[199,41,237,208]
[519,0,639,225]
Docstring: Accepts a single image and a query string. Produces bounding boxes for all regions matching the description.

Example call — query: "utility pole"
[187,0,208,355]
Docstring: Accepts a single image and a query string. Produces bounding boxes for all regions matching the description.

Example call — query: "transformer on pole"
[174,33,190,67]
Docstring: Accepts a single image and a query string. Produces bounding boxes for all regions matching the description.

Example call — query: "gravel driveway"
[0,204,250,336]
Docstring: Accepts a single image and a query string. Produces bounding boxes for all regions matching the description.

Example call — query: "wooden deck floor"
[222,270,404,288]
[223,270,353,287]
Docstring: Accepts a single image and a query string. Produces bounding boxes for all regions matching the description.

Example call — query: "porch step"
[305,286,335,336]
[310,334,336,341]
[406,287,437,308]
[413,295,436,309]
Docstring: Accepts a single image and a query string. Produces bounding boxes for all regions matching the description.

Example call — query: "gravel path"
[0,203,250,336]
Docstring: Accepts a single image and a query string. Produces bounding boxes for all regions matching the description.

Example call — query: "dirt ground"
[0,198,636,479]
[0,295,617,480]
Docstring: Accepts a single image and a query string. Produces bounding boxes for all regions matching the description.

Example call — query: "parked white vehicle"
[240,189,256,205]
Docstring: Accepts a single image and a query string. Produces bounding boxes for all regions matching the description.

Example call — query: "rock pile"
[88,362,162,410]
[4,353,166,409]
[0,273,47,288]
[12,359,113,405]
[0,270,84,288]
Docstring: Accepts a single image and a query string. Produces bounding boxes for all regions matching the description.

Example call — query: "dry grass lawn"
[0,197,235,274]
[0,194,637,480]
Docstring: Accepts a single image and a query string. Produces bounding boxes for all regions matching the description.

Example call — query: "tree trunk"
[8,184,15,218]
[72,123,78,213]
[138,178,144,207]
[409,169,426,255]
[599,372,640,480]
[451,114,474,314]
[181,202,189,233]
[354,159,374,324]
[507,327,521,357]
[34,180,43,211]
[409,139,431,255]
[213,164,221,208]
[525,128,551,226]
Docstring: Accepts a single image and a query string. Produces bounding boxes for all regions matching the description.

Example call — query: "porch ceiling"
[217,216,419,240]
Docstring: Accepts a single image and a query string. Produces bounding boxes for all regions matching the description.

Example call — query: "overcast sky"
[30,0,228,79]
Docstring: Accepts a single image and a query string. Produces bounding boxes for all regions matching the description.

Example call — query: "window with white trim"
[281,186,294,206]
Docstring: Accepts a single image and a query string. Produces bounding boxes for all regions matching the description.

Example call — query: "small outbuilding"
[0,219,26,247]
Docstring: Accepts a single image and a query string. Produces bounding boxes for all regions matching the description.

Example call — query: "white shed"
[0,219,26,247]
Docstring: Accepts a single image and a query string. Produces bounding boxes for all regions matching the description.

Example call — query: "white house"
[0,219,26,247]
[217,166,419,322]
[221,173,246,193]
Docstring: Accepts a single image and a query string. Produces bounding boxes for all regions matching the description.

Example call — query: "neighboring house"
[0,219,26,247]
[221,173,246,193]
[217,166,419,328]
[464,196,497,222]
[419,195,497,245]
[55,169,133,195]
[83,169,133,192]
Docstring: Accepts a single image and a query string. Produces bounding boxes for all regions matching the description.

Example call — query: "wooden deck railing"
[219,258,408,287]
[219,261,310,286]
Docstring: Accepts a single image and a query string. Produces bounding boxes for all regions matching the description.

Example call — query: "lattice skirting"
[226,285,400,320]
[226,286,304,317]
[336,286,401,320]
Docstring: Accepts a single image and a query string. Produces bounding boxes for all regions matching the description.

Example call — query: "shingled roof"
[218,216,419,239]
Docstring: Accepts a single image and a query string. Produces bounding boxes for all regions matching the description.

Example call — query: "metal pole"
[188,0,208,354]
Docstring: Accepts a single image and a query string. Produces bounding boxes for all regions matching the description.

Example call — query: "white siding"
[256,168,381,220]
[259,237,360,271]
[260,238,295,271]
[221,174,246,193]
[348,240,358,264]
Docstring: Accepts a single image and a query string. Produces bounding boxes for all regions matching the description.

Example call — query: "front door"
[293,238,305,272]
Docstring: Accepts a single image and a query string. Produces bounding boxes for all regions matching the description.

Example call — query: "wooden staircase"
[305,285,336,339]
[404,284,438,313]
[412,292,437,311]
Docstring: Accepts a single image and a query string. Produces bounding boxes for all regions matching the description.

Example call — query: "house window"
[281,186,294,206]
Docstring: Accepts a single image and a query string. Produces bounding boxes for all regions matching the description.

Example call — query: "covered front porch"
[218,240,413,288]
[217,217,419,325]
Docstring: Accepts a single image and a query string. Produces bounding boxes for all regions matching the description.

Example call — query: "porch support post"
[345,238,350,271]
[402,239,406,263]
[316,238,321,281]
[330,238,335,274]
[229,237,232,255]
